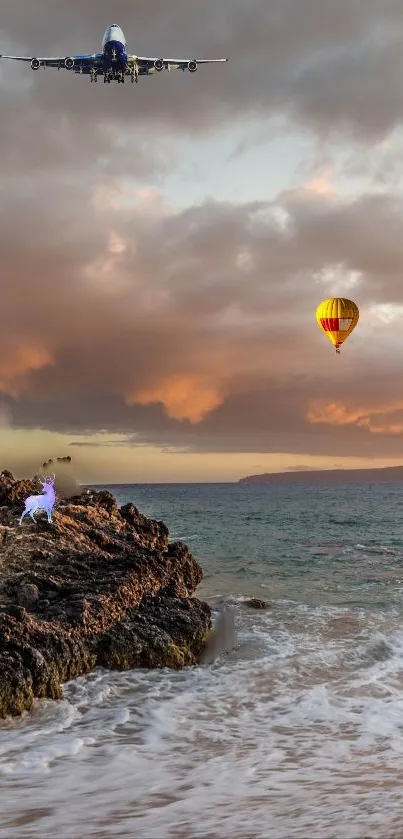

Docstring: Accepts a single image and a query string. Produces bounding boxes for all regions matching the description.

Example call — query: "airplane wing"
[0,53,102,71]
[129,55,229,74]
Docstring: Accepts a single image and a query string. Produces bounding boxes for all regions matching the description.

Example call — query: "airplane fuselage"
[102,25,128,73]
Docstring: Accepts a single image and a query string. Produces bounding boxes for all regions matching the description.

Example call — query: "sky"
[2,0,403,483]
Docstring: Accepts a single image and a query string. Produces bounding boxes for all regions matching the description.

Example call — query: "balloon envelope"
[316,297,359,354]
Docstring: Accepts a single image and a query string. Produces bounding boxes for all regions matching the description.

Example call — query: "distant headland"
[238,466,403,485]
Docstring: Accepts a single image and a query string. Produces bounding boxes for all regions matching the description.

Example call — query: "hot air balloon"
[316,297,359,355]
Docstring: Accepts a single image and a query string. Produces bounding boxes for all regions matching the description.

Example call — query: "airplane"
[0,24,229,84]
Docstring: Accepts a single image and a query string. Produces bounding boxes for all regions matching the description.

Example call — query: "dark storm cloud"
[2,176,403,457]
[2,0,403,176]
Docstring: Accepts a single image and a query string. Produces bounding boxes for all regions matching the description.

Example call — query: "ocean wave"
[2,482,403,837]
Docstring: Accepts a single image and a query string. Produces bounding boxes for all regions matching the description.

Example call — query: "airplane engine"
[30,58,40,70]
[188,60,197,72]
[64,57,75,70]
[154,58,164,71]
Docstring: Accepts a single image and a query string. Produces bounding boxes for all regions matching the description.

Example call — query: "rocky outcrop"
[0,470,211,719]
[245,598,270,609]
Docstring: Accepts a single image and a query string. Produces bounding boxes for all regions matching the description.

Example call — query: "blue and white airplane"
[0,24,229,83]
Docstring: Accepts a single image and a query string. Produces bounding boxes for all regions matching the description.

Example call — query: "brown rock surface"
[244,598,270,610]
[0,470,211,718]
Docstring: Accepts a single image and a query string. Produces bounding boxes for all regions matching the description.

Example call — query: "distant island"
[238,466,403,485]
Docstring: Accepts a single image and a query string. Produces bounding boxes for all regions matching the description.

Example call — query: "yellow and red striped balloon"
[316,298,359,355]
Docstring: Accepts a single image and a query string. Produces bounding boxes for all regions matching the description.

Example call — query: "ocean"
[1,482,403,838]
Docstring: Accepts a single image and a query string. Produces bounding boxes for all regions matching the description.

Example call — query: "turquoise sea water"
[111,481,403,609]
[1,481,403,839]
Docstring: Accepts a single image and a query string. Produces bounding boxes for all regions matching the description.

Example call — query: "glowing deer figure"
[19,473,56,525]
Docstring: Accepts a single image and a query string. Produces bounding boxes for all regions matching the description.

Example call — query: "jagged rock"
[42,456,71,467]
[0,471,211,718]
[244,598,270,610]
[16,583,40,609]
[97,595,211,669]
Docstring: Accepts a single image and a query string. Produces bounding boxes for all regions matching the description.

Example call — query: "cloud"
[2,0,403,185]
[131,375,225,423]
[0,345,54,397]
[68,440,128,447]
[0,401,12,429]
[3,2,403,464]
[307,399,403,436]
[1,164,403,457]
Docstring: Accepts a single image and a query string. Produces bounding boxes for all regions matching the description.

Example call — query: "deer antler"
[36,467,55,484]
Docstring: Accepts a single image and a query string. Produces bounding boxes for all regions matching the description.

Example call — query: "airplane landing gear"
[101,69,127,84]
